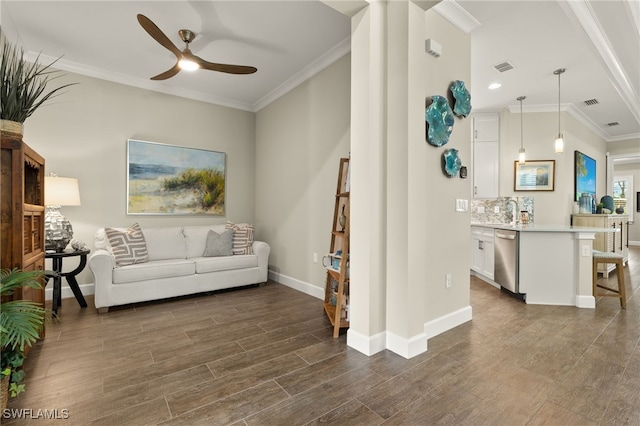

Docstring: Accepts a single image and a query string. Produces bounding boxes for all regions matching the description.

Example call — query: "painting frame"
[574,150,596,202]
[514,160,555,191]
[127,139,226,215]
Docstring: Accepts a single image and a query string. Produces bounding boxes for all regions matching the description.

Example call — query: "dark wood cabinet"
[1,130,46,338]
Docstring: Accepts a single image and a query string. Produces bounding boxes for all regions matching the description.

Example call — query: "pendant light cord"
[517,96,526,150]
[558,71,561,134]
[520,98,524,149]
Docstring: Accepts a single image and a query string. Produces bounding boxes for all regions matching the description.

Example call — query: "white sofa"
[88,224,270,312]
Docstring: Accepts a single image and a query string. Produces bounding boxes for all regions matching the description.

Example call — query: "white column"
[344,0,389,355]
[574,232,596,308]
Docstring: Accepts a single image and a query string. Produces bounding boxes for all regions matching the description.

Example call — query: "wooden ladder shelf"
[323,158,350,338]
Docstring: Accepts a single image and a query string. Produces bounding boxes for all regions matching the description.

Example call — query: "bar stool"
[592,250,626,309]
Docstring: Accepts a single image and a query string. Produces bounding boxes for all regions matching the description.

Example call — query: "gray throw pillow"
[202,229,233,257]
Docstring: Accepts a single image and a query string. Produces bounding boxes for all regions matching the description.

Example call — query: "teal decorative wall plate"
[425,95,454,147]
[450,80,472,117]
[443,148,462,177]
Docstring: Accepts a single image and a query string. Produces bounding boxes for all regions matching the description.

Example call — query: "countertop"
[471,223,619,233]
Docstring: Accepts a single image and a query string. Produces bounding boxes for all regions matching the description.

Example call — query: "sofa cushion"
[183,225,227,259]
[142,226,187,260]
[94,228,114,253]
[112,259,196,284]
[194,255,258,274]
[202,229,233,257]
[105,223,149,267]
[226,221,254,255]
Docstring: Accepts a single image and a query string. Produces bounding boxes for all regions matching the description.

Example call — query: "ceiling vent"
[584,98,599,106]
[493,61,514,73]
[607,122,619,126]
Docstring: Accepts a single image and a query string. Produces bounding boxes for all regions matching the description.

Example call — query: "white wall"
[422,9,472,323]
[608,138,640,243]
[613,162,640,243]
[498,110,607,225]
[24,72,256,288]
[255,54,351,294]
[345,1,472,358]
[608,138,640,157]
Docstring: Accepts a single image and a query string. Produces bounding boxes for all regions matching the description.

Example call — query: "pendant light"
[517,96,526,164]
[554,68,566,154]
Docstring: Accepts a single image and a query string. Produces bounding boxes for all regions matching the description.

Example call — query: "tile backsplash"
[471,197,534,224]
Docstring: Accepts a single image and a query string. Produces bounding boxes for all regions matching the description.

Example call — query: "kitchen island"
[471,223,619,308]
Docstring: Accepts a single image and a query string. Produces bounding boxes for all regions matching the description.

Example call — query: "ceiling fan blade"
[191,54,257,75]
[150,63,181,80]
[137,14,182,59]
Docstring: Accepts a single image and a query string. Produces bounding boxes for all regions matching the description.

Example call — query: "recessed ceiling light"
[488,82,502,90]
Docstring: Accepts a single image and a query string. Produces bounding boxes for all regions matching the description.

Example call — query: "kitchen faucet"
[506,199,519,225]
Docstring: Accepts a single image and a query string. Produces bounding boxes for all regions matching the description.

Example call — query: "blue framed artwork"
[514,160,555,191]
[127,139,226,215]
[574,151,596,202]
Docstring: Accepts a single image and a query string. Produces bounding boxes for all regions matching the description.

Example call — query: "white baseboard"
[576,295,596,309]
[347,328,386,356]
[629,240,640,247]
[45,283,95,301]
[424,305,473,339]
[268,270,324,300]
[386,331,428,359]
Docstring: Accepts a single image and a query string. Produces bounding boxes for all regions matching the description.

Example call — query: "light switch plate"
[456,199,468,212]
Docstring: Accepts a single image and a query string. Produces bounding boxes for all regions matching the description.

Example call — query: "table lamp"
[45,174,81,252]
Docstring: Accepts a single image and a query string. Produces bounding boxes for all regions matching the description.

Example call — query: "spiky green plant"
[1,268,46,397]
[0,33,75,123]
[163,168,225,210]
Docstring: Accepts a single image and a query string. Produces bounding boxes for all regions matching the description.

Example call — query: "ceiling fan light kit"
[137,14,257,80]
[178,59,199,71]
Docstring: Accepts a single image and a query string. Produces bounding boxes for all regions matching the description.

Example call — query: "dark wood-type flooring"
[6,247,640,425]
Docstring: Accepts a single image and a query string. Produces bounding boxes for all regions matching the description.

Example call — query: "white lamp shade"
[555,135,564,154]
[45,176,81,206]
[518,148,526,164]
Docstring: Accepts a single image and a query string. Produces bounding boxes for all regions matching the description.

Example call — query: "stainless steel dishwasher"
[494,229,520,295]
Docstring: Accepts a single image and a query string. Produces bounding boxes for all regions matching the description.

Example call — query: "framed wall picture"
[574,150,596,202]
[514,160,555,191]
[127,139,226,215]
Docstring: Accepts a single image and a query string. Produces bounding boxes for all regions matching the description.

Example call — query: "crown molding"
[504,102,639,142]
[559,0,640,124]
[432,0,481,34]
[24,52,256,112]
[253,36,351,112]
[25,37,352,114]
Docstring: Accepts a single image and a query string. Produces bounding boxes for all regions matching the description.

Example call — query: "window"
[613,175,634,222]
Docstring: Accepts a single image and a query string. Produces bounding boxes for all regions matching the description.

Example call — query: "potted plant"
[0,33,75,135]
[0,268,47,407]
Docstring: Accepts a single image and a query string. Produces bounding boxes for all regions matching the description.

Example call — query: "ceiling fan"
[137,14,257,80]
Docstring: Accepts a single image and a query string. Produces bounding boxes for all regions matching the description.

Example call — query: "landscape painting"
[127,139,225,215]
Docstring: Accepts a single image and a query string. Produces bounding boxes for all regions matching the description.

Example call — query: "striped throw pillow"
[225,221,254,255]
[105,223,149,267]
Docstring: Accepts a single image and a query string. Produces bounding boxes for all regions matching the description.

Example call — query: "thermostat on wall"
[425,39,442,58]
